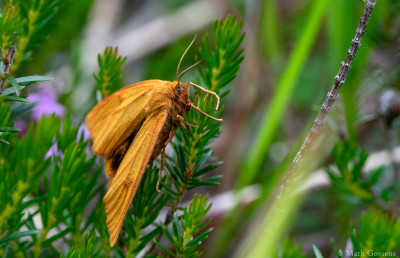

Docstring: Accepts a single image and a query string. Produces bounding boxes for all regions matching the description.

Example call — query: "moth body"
[86,79,192,246]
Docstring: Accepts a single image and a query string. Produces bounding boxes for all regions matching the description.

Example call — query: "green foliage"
[197,15,245,95]
[0,103,17,143]
[34,117,102,251]
[272,238,308,258]
[326,141,388,210]
[0,116,60,256]
[313,245,324,258]
[155,195,212,258]
[4,72,20,95]
[0,0,23,56]
[324,141,400,256]
[63,237,102,258]
[350,209,400,255]
[0,230,41,246]
[168,15,244,193]
[12,0,65,72]
[0,116,102,257]
[1,75,52,94]
[94,46,126,98]
[0,73,52,104]
[29,0,95,72]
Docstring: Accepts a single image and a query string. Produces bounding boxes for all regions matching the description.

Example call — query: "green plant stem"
[0,181,29,237]
[146,181,188,255]
[126,217,145,257]
[71,213,83,246]
[178,224,198,257]
[0,181,28,258]
[209,49,225,92]
[33,227,49,258]
[33,193,62,257]
[33,207,57,258]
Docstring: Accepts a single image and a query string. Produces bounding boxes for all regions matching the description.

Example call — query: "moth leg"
[156,127,178,192]
[189,82,220,110]
[156,147,166,192]
[177,115,198,128]
[180,121,189,135]
[166,127,178,146]
[189,104,223,122]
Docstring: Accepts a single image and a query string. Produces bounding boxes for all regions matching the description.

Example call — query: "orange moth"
[85,37,222,246]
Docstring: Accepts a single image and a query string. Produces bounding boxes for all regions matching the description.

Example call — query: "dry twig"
[0,45,17,94]
[283,0,377,188]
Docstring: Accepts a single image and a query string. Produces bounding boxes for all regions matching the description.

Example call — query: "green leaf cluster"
[272,238,307,258]
[166,15,244,194]
[155,195,212,258]
[0,73,51,97]
[12,0,66,72]
[0,0,23,56]
[350,209,400,255]
[0,103,17,143]
[94,46,126,98]
[197,15,245,95]
[62,237,102,258]
[326,141,390,210]
[314,141,400,257]
[0,116,102,257]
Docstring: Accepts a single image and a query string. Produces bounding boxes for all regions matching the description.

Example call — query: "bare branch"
[0,45,17,94]
[283,0,377,188]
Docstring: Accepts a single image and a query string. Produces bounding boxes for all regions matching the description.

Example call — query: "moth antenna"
[189,82,220,110]
[177,35,197,85]
[190,103,223,122]
[178,60,202,82]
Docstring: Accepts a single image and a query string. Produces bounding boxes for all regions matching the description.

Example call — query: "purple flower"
[45,143,61,160]
[13,120,27,136]
[28,85,66,121]
[78,123,91,142]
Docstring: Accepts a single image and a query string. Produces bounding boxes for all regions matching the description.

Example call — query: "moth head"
[172,81,191,110]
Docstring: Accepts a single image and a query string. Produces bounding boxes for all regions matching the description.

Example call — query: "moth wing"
[86,80,163,157]
[102,108,169,247]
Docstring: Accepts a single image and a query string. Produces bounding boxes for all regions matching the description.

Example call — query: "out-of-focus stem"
[284,0,377,189]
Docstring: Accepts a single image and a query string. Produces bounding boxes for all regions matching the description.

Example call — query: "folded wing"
[86,80,163,157]
[102,108,169,246]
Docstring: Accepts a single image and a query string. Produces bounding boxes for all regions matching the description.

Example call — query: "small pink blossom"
[28,86,66,121]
